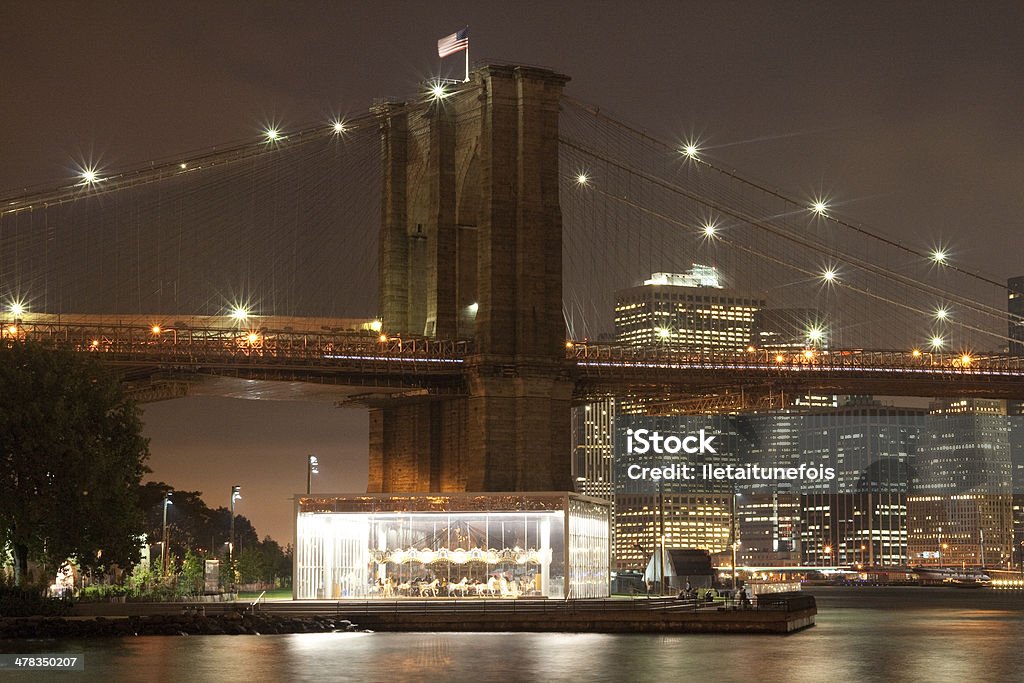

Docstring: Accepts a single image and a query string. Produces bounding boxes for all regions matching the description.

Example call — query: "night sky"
[3,2,1023,543]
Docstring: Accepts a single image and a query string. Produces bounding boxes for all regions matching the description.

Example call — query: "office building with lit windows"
[798,401,925,566]
[614,492,734,571]
[613,267,765,352]
[572,398,617,551]
[907,399,1013,568]
[736,493,801,566]
[572,398,615,502]
[611,415,747,570]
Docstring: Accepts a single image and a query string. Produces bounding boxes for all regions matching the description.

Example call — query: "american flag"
[437,28,469,58]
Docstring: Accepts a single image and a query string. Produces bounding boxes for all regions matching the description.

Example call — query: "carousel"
[294,492,610,600]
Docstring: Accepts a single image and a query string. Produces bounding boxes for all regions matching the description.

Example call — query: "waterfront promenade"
[65,595,814,635]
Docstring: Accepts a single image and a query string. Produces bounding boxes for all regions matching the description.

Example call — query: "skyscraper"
[614,266,765,352]
[798,400,925,566]
[908,399,1014,568]
[572,397,617,552]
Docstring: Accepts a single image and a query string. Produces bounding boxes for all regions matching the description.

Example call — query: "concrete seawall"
[69,594,816,635]
[350,607,815,634]
[274,594,816,635]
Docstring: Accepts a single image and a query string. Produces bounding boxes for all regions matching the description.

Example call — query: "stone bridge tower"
[368,64,573,493]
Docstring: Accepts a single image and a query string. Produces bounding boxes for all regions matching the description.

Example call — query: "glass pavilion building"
[295,493,610,600]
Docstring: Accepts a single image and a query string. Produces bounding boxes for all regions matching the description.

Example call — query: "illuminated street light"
[230,306,249,321]
[331,120,347,134]
[9,301,25,317]
[79,167,100,185]
[806,325,825,345]
[161,492,173,578]
[306,454,320,494]
[656,327,671,339]
[775,354,786,363]
[151,325,161,335]
[960,354,973,366]
[934,306,949,321]
[370,320,383,332]
[229,486,241,585]
[575,172,590,186]
[681,143,699,158]
[821,267,837,283]
[379,334,388,343]
[930,248,948,265]
[702,221,717,239]
[802,349,815,360]
[912,348,922,358]
[811,200,828,215]
[429,82,449,100]
[930,336,945,350]
[246,332,259,345]
[264,128,281,142]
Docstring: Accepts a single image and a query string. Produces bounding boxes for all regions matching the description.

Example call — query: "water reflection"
[2,588,1022,682]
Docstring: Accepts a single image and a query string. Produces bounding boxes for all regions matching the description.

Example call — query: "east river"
[2,587,1022,682]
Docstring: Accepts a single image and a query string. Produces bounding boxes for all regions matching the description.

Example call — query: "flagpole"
[464,39,469,82]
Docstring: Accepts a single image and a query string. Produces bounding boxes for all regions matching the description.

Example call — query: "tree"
[236,547,267,584]
[0,341,150,584]
[180,549,204,595]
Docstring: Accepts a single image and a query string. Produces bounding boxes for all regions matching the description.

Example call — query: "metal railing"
[568,342,1024,375]
[1,318,472,376]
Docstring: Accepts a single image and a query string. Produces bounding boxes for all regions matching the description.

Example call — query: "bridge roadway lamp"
[229,485,241,586]
[307,455,319,495]
[161,492,173,578]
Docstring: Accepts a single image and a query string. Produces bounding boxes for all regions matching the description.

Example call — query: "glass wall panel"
[568,497,612,598]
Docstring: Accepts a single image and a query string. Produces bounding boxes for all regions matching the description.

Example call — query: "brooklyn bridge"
[3,64,1021,493]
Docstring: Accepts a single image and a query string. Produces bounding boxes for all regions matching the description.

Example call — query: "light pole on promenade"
[229,485,241,586]
[307,455,319,495]
[161,492,173,577]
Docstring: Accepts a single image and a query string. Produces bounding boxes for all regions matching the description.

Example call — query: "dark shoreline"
[0,613,361,639]
[1,594,815,637]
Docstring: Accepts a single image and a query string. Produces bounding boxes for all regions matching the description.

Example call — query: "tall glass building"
[798,402,925,567]
[908,399,1014,568]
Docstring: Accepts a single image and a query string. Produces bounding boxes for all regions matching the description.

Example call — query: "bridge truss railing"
[567,343,1024,376]
[0,319,472,374]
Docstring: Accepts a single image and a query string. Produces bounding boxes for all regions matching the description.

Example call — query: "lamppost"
[307,455,319,495]
[731,487,740,592]
[161,492,173,577]
[229,485,241,583]
[658,477,665,595]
